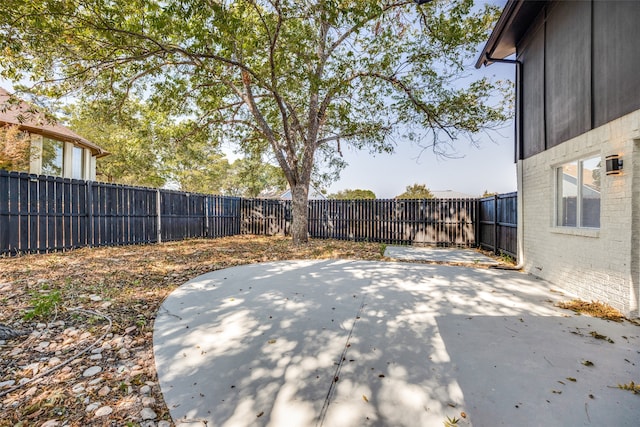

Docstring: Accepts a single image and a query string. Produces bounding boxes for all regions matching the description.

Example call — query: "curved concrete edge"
[153,260,640,427]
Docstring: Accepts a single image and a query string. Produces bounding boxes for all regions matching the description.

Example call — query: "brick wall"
[521,110,640,317]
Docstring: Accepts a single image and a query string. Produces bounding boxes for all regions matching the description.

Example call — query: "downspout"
[484,54,525,269]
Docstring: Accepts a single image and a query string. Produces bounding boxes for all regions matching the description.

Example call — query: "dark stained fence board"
[478,192,517,258]
[0,171,8,254]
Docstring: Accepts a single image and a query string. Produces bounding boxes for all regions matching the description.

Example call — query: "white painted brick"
[521,109,640,317]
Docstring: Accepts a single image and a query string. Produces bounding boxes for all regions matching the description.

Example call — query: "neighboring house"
[477,0,640,317]
[431,190,476,199]
[0,88,108,180]
[260,185,327,200]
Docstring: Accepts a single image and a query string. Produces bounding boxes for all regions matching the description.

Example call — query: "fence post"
[86,181,94,247]
[493,194,499,255]
[156,189,162,244]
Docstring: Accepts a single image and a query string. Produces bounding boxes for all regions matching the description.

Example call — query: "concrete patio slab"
[153,260,640,427]
[383,246,499,266]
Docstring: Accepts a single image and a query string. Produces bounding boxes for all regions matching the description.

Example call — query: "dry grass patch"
[556,299,625,322]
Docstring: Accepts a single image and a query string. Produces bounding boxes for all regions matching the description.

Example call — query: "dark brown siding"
[544,0,591,148]
[516,0,640,159]
[519,12,546,159]
[593,0,640,127]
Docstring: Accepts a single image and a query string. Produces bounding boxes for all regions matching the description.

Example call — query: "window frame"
[554,154,601,230]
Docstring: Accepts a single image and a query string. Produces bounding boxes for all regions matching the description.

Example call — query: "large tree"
[396,183,434,199]
[329,188,376,200]
[0,0,509,244]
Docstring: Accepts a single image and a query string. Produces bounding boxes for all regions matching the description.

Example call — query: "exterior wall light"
[605,154,623,175]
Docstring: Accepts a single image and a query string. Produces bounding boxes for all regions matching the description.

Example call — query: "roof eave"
[1,120,109,158]
[475,0,522,68]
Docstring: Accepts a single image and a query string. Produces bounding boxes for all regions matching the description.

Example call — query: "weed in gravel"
[23,290,61,321]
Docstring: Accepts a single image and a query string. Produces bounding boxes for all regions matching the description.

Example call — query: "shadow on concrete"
[153,260,640,427]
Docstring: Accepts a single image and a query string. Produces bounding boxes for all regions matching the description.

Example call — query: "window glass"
[581,157,601,228]
[557,161,577,227]
[71,145,84,179]
[556,156,601,228]
[41,138,63,177]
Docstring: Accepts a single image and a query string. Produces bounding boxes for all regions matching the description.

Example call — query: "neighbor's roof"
[0,88,108,157]
[431,190,476,199]
[475,0,547,68]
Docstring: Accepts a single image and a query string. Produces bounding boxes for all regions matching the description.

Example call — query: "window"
[71,145,84,179]
[41,137,64,177]
[556,156,601,228]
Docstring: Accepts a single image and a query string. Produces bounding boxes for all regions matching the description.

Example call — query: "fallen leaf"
[460,411,466,418]
[582,360,594,367]
[566,377,577,382]
[268,339,276,344]
[257,411,264,418]
[362,395,369,402]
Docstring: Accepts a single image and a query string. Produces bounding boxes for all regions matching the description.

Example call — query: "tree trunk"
[290,182,309,245]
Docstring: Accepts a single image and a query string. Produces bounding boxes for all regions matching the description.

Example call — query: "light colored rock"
[89,294,102,302]
[125,326,137,335]
[158,421,171,427]
[117,348,130,359]
[88,377,103,386]
[82,366,102,377]
[141,396,155,407]
[9,347,23,356]
[72,383,86,394]
[85,403,100,412]
[139,385,151,395]
[140,407,157,420]
[94,406,113,417]
[91,347,103,354]
[0,380,16,388]
[97,386,110,397]
[40,420,60,427]
[89,354,102,360]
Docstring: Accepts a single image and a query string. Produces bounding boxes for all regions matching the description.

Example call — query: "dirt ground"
[0,236,387,426]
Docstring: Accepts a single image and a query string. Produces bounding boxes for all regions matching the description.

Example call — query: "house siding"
[517,0,640,160]
[521,109,640,316]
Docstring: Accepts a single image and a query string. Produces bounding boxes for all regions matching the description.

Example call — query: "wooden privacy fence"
[477,192,518,258]
[1,170,518,257]
[0,170,240,254]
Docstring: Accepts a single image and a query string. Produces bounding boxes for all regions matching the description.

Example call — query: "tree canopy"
[0,125,31,173]
[329,188,376,200]
[396,183,434,199]
[0,0,510,243]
